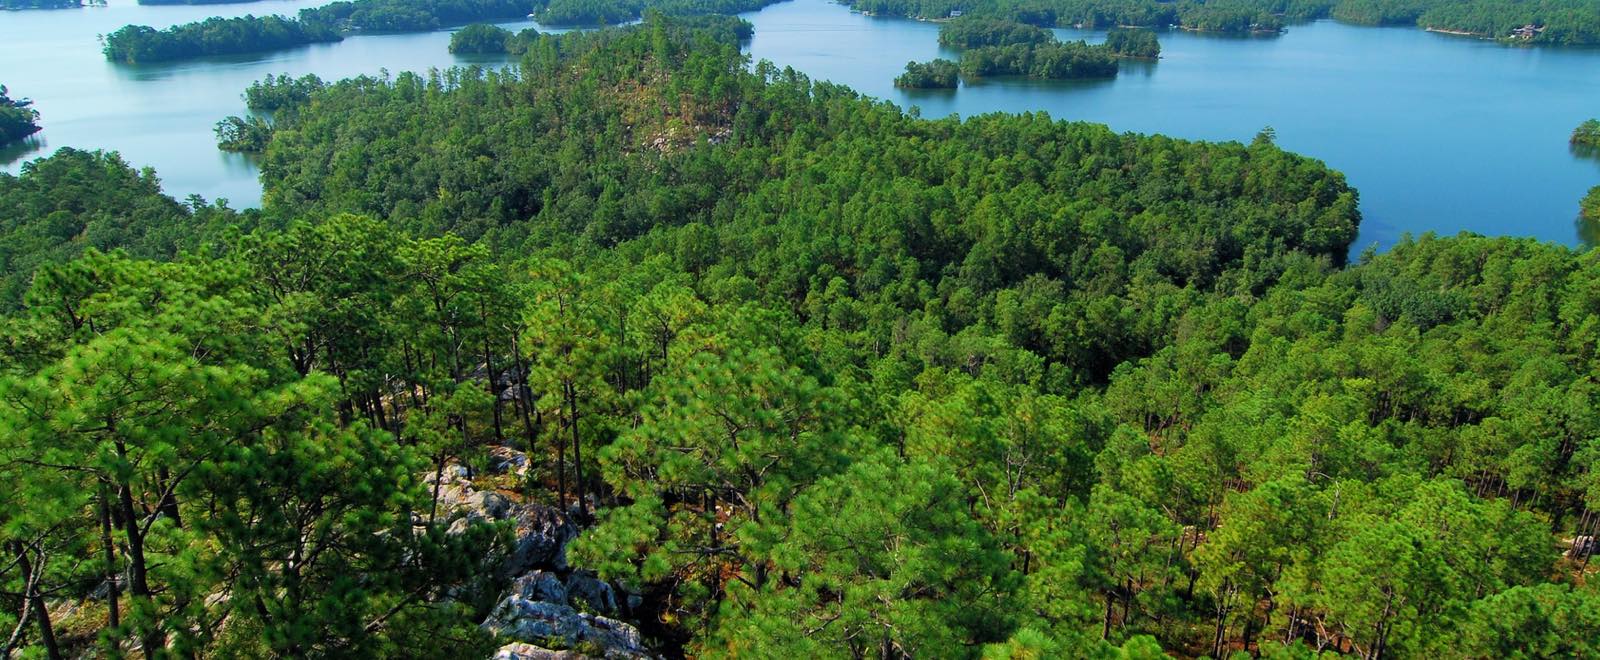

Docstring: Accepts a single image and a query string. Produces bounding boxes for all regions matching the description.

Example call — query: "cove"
[0,0,541,206]
[741,0,1600,252]
[4,0,1600,252]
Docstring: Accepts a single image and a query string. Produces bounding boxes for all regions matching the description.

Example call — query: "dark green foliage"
[1574,119,1600,148]
[1104,27,1161,57]
[244,73,327,112]
[298,0,539,33]
[8,16,1600,660]
[102,0,546,63]
[958,40,1120,79]
[449,22,518,53]
[937,16,1054,49]
[845,0,1600,43]
[102,15,343,63]
[1582,185,1600,222]
[215,114,273,152]
[533,0,775,26]
[0,0,81,8]
[894,58,959,88]
[0,149,246,309]
[0,85,41,146]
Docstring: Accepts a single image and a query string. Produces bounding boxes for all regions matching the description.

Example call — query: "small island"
[103,0,545,63]
[1,0,90,8]
[1573,118,1600,148]
[0,85,42,147]
[533,0,778,27]
[1584,186,1600,223]
[449,23,539,54]
[894,59,959,88]
[103,15,342,64]
[1105,27,1160,58]
[897,18,1158,90]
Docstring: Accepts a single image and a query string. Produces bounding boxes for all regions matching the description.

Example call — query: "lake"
[4,0,1600,251]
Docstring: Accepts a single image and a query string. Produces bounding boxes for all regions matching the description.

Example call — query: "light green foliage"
[4,16,1598,660]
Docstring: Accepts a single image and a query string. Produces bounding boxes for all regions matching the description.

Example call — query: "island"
[102,15,342,63]
[899,17,1156,89]
[0,85,42,146]
[894,58,959,88]
[1584,185,1600,222]
[1574,118,1600,148]
[532,0,778,26]
[843,0,1600,45]
[448,23,531,54]
[1,0,88,8]
[1105,27,1161,58]
[103,0,543,63]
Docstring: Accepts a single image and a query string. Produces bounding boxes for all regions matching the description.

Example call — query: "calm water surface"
[4,0,1600,251]
[0,0,547,205]
[743,0,1600,251]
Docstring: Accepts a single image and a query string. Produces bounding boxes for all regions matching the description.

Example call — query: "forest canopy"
[843,0,1600,44]
[5,14,1600,660]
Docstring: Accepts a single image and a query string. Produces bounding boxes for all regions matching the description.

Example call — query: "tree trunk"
[570,379,586,519]
[115,442,165,655]
[1102,592,1115,639]
[12,542,61,660]
[99,484,121,631]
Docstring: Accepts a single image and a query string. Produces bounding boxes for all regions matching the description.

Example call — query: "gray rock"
[511,570,569,605]
[425,463,472,485]
[506,504,576,574]
[488,445,532,476]
[564,571,618,614]
[482,597,648,659]
[492,642,582,660]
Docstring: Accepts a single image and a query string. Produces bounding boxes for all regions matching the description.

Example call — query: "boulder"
[424,463,472,485]
[492,643,584,659]
[488,445,532,477]
[564,571,618,614]
[506,504,576,574]
[510,570,569,605]
[482,596,648,659]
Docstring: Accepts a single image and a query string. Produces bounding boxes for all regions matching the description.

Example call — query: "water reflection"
[0,135,47,167]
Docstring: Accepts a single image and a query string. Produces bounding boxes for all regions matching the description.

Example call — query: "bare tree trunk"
[99,484,121,631]
[12,542,61,660]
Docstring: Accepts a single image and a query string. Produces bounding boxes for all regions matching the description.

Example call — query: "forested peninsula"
[0,85,42,146]
[7,16,1600,659]
[847,0,1600,45]
[102,0,543,63]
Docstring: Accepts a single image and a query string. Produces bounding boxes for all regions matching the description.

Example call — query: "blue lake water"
[4,0,1599,251]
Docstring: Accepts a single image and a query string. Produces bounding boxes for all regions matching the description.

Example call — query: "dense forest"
[136,0,265,5]
[101,15,343,63]
[449,22,536,52]
[1575,118,1600,149]
[895,58,960,87]
[102,0,541,62]
[7,15,1600,660]
[534,0,777,26]
[299,0,539,32]
[903,18,1150,88]
[0,0,84,8]
[1105,26,1161,57]
[844,0,1600,44]
[0,85,42,147]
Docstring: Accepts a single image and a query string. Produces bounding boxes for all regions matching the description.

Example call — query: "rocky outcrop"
[507,504,576,575]
[492,642,584,659]
[482,596,649,659]
[429,446,650,659]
